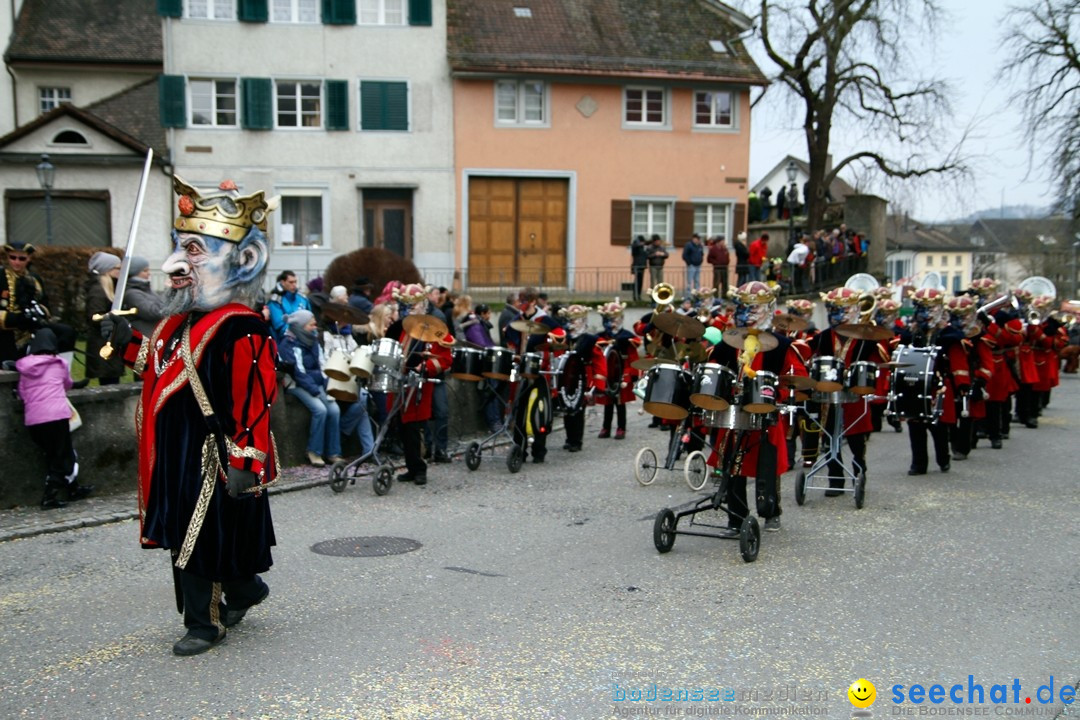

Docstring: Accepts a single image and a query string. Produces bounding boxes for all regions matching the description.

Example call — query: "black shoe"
[939,463,950,473]
[907,468,927,476]
[66,482,94,501]
[718,526,739,538]
[40,492,67,509]
[991,439,1003,449]
[223,584,269,628]
[824,489,844,497]
[951,451,967,462]
[413,474,427,486]
[1024,421,1038,429]
[432,451,452,464]
[565,444,582,453]
[532,455,545,464]
[423,448,432,460]
[71,378,90,390]
[397,472,415,483]
[172,631,225,656]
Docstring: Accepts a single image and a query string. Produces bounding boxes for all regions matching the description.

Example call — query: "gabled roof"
[0,78,166,160]
[885,215,970,252]
[970,217,1075,253]
[753,155,856,200]
[447,0,767,84]
[4,0,161,67]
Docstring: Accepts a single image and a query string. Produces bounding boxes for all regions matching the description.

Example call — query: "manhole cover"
[311,536,422,557]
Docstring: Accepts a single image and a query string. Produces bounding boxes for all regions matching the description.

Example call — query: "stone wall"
[0,371,485,509]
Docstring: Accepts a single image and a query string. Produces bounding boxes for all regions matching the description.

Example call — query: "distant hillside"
[942,205,1057,223]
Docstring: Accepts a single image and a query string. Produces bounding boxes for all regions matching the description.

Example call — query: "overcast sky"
[746,0,1053,223]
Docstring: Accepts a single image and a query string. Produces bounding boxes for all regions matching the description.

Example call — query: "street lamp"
[785,160,798,244]
[35,153,55,245]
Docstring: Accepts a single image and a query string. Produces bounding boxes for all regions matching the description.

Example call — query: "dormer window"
[51,130,89,146]
[513,7,532,17]
[709,40,728,53]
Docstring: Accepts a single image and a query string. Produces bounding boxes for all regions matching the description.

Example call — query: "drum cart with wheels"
[633,413,713,491]
[792,391,869,509]
[651,425,763,563]
[329,373,432,496]
[462,372,531,475]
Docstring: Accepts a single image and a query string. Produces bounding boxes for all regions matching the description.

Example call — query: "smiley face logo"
[848,678,877,709]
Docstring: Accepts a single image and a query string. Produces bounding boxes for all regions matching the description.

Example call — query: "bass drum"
[552,352,586,415]
[643,363,691,420]
[890,345,941,421]
[603,344,624,399]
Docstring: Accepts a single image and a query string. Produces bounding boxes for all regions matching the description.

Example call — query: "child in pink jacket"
[16,329,93,509]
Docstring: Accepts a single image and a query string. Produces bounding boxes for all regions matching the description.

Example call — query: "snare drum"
[324,349,352,381]
[701,406,764,431]
[369,365,402,393]
[741,370,779,413]
[450,347,486,381]
[810,356,846,392]
[846,360,877,395]
[349,345,374,379]
[371,337,403,370]
[327,375,359,402]
[643,363,692,420]
[482,347,515,381]
[519,352,543,379]
[689,363,738,411]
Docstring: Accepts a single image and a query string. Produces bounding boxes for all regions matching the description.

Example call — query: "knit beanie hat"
[127,255,150,277]
[29,328,58,355]
[88,251,121,275]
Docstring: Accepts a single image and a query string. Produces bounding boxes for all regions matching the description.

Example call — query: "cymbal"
[630,357,659,371]
[321,302,369,326]
[879,361,914,370]
[772,313,809,333]
[652,312,705,339]
[722,327,779,352]
[779,374,816,391]
[835,323,893,341]
[403,314,448,343]
[676,341,709,364]
[510,319,550,335]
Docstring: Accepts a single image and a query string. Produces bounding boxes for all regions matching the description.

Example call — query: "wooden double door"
[468,177,567,286]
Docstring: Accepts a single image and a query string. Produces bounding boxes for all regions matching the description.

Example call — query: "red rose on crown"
[219,180,238,191]
[178,195,195,216]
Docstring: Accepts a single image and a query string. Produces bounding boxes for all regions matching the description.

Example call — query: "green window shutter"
[360,81,409,131]
[159,74,186,128]
[238,0,268,22]
[408,0,432,26]
[326,80,350,131]
[157,0,182,18]
[322,0,356,25]
[241,77,274,130]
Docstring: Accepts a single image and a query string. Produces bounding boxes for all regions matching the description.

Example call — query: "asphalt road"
[0,376,1077,719]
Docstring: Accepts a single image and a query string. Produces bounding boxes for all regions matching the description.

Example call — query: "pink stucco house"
[448,0,767,295]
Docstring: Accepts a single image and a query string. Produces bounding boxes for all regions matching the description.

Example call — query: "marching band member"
[900,287,970,475]
[1011,287,1042,429]
[386,283,452,486]
[705,281,808,533]
[945,295,991,461]
[556,304,607,453]
[595,299,639,440]
[970,278,1018,447]
[802,287,887,493]
[1031,295,1067,413]
[871,296,903,433]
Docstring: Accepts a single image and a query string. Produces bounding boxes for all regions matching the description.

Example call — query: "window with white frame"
[955,254,962,266]
[190,79,237,126]
[495,80,546,125]
[39,87,71,114]
[694,90,734,128]
[277,190,326,248]
[359,0,405,24]
[693,203,732,239]
[942,254,949,266]
[632,200,672,242]
[276,81,322,128]
[271,0,318,22]
[624,87,665,126]
[926,255,933,266]
[186,0,235,20]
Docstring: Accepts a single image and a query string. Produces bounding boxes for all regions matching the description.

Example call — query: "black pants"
[564,410,585,448]
[27,418,77,487]
[907,420,950,471]
[983,401,1003,442]
[602,403,626,431]
[725,431,780,526]
[400,420,427,476]
[178,567,267,641]
[952,409,973,456]
[712,265,729,297]
[1016,384,1039,424]
[632,268,645,301]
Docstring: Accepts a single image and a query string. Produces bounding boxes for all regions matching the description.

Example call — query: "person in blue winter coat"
[16,328,93,508]
[267,270,312,343]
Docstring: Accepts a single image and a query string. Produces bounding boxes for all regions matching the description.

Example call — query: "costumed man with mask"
[595,299,639,440]
[102,177,280,656]
[385,283,452,486]
[945,295,991,460]
[1030,294,1066,413]
[705,281,807,533]
[970,278,1017,448]
[554,304,606,452]
[1,241,77,367]
[505,287,558,464]
[899,287,970,475]
[1010,287,1043,428]
[801,287,888,493]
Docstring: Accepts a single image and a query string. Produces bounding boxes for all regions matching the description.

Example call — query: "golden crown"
[173,176,277,243]
[559,304,590,320]
[729,281,776,305]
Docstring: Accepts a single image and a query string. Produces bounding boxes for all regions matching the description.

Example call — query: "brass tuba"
[1017,276,1057,325]
[650,283,675,309]
[845,273,880,324]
